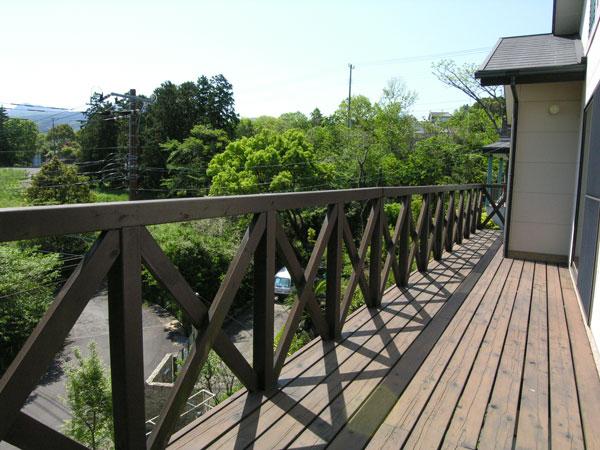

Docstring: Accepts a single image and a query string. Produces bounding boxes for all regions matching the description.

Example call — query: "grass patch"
[0,168,27,208]
[91,189,128,203]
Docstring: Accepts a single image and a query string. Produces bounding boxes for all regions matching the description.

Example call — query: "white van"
[274,267,292,297]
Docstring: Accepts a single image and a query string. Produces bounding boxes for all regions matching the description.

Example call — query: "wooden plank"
[325,236,501,450]
[326,204,343,339]
[559,267,600,450]
[0,231,119,440]
[546,265,584,449]
[167,233,474,449]
[368,254,510,449]
[253,210,276,390]
[470,261,534,448]
[181,232,498,449]
[0,184,483,243]
[107,226,147,449]
[4,411,87,450]
[440,260,524,450]
[514,263,550,450]
[148,213,266,450]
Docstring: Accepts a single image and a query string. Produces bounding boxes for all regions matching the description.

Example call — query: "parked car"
[274,267,292,298]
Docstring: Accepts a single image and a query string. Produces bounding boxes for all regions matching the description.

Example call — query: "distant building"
[427,111,451,124]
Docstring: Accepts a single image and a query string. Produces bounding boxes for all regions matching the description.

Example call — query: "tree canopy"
[208,129,333,195]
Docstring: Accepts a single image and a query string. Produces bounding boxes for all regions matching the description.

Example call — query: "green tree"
[27,156,92,205]
[447,103,499,149]
[0,245,61,374]
[161,125,229,197]
[0,107,9,161]
[63,343,113,450]
[432,60,505,133]
[44,124,79,158]
[2,118,39,166]
[78,93,123,164]
[140,74,239,189]
[207,129,332,196]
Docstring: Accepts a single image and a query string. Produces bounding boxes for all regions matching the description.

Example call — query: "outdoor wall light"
[548,104,561,115]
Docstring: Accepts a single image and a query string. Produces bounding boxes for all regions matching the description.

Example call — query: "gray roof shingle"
[476,33,585,85]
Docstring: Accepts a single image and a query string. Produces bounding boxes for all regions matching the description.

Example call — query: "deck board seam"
[437,258,516,450]
[471,260,525,447]
[508,261,537,449]
[376,248,510,448]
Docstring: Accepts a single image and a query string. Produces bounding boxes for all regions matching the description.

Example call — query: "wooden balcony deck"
[168,229,600,450]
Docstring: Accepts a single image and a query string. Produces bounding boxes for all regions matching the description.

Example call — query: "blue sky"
[1,0,552,119]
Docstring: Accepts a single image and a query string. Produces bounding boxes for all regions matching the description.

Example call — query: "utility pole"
[128,88,139,200]
[108,90,153,201]
[347,63,355,128]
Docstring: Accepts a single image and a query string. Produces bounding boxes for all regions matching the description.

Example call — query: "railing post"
[445,191,455,252]
[433,192,444,261]
[326,204,343,339]
[107,226,147,450]
[253,210,276,390]
[472,189,483,233]
[456,190,465,245]
[397,195,411,287]
[417,193,431,272]
[464,189,472,239]
[368,197,383,307]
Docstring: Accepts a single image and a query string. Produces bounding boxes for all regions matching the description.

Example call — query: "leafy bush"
[27,156,92,205]
[0,244,61,374]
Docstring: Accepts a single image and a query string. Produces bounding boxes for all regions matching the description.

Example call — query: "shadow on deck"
[168,229,600,449]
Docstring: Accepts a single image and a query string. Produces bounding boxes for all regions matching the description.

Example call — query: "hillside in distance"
[6,105,85,132]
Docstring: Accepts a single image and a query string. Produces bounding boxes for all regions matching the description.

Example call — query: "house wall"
[508,81,583,260]
[579,0,600,350]
[582,0,600,104]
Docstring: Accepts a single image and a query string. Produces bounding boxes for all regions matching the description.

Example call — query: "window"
[592,0,598,33]
[275,277,291,288]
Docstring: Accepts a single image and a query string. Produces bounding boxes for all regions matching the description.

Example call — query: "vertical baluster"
[417,193,431,272]
[253,210,276,390]
[397,195,411,287]
[107,226,146,449]
[326,204,343,339]
[368,197,383,307]
[456,190,465,245]
[464,189,472,239]
[445,191,455,252]
[433,192,444,261]
[472,189,482,233]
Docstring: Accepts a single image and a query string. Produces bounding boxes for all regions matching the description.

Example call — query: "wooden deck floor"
[167,229,600,449]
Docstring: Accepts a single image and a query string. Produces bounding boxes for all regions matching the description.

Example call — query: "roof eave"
[475,63,587,86]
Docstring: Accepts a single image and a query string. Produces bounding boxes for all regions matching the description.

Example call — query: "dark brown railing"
[0,184,502,449]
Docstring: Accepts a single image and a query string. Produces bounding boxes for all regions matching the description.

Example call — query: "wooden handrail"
[0,183,493,449]
[0,184,482,243]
